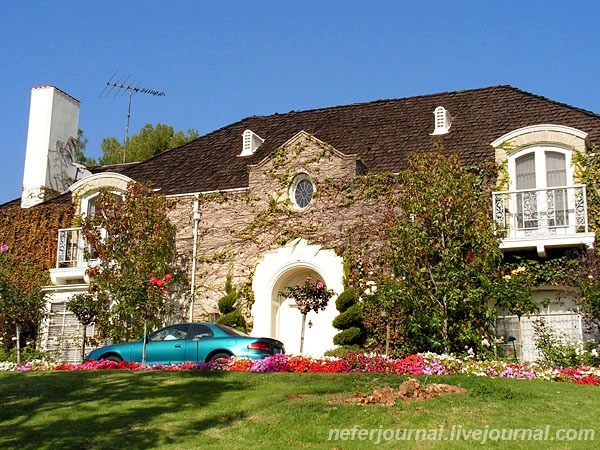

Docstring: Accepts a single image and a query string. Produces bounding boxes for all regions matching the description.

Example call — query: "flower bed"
[2,353,599,385]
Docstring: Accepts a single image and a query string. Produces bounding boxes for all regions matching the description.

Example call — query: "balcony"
[50,227,90,285]
[492,185,595,257]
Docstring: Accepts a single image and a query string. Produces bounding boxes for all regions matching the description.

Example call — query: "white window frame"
[507,144,573,192]
[289,173,315,209]
[507,144,574,236]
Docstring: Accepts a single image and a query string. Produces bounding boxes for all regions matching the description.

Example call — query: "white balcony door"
[514,148,570,236]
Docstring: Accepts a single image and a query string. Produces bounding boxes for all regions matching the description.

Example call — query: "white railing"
[492,185,589,239]
[56,227,86,268]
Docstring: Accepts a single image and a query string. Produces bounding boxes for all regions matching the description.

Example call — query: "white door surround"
[250,238,344,356]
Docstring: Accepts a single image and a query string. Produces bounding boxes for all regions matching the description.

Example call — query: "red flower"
[164,273,172,281]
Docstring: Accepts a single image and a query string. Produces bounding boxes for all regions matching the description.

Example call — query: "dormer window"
[431,106,452,135]
[240,129,264,157]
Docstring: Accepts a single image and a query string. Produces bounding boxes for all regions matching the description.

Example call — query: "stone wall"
[166,132,395,321]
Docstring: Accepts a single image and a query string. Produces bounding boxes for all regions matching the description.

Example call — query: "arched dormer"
[491,125,594,257]
[69,172,134,217]
[50,172,134,285]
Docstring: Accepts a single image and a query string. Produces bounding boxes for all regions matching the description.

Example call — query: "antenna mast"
[102,73,166,163]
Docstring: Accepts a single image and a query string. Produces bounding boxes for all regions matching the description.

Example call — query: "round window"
[291,175,314,208]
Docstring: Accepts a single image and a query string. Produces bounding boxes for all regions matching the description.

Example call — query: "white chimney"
[21,86,80,208]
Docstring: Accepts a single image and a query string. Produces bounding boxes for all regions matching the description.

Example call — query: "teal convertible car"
[84,322,285,364]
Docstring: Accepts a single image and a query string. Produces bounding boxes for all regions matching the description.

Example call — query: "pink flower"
[0,244,8,253]
[306,276,312,281]
[161,289,168,295]
[164,273,172,281]
[316,281,324,290]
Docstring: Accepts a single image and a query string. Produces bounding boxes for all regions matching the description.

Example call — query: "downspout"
[189,197,201,321]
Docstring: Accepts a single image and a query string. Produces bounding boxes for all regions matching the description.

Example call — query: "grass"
[0,370,597,449]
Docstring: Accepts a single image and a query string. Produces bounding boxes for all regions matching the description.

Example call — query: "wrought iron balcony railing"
[56,227,86,268]
[492,184,589,241]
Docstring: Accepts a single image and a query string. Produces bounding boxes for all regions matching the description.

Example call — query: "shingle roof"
[5,84,600,211]
[118,85,600,196]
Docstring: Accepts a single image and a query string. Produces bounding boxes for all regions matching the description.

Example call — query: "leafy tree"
[0,245,46,363]
[74,129,96,166]
[98,124,199,165]
[0,204,73,359]
[80,182,186,345]
[279,276,335,353]
[66,293,104,361]
[365,150,503,355]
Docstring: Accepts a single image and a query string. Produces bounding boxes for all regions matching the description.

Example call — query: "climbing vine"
[0,202,74,351]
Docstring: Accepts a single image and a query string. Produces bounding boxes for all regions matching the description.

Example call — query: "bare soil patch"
[342,378,467,406]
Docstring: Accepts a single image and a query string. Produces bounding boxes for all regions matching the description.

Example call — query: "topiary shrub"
[216,274,247,332]
[332,303,363,329]
[216,309,246,331]
[333,327,363,346]
[335,287,357,312]
[218,291,237,315]
[332,287,365,349]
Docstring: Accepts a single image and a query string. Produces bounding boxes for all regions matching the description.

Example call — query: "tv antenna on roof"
[101,71,166,163]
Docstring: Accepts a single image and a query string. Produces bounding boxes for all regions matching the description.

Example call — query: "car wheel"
[209,352,231,362]
[102,355,122,363]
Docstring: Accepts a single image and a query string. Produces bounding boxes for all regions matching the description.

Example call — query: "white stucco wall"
[251,238,344,356]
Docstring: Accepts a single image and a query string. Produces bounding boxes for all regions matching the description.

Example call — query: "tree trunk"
[81,326,87,362]
[142,321,148,367]
[299,313,307,353]
[15,323,21,365]
[442,295,449,354]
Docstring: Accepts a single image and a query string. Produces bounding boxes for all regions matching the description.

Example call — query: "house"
[4,84,600,362]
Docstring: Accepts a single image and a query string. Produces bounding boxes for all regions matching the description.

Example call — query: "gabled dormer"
[430,106,452,135]
[240,129,264,157]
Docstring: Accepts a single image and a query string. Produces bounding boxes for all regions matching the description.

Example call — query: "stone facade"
[168,132,390,348]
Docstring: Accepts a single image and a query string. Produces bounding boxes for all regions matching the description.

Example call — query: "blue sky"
[1,0,600,205]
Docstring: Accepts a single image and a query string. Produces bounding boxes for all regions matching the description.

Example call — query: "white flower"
[503,274,512,281]
[481,338,490,347]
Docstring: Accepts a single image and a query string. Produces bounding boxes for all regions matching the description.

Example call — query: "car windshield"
[215,324,249,337]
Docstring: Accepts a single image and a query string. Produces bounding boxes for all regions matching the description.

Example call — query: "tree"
[0,204,72,360]
[0,245,47,363]
[66,293,104,361]
[366,150,503,355]
[80,182,186,345]
[74,129,96,166]
[279,276,335,353]
[98,124,199,165]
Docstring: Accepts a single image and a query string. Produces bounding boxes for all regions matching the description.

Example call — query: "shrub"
[335,287,357,312]
[332,287,365,349]
[333,327,363,346]
[324,345,362,358]
[218,292,237,315]
[332,304,363,329]
[217,310,247,331]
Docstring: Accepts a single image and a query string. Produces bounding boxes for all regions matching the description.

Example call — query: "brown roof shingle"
[119,85,600,196]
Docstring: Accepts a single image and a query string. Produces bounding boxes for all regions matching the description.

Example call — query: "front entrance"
[251,239,344,356]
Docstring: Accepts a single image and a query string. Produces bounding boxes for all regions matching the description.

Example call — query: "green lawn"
[0,370,597,449]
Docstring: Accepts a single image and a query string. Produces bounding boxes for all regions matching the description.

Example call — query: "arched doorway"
[251,239,344,356]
